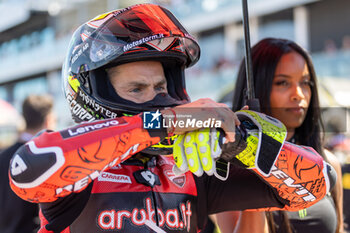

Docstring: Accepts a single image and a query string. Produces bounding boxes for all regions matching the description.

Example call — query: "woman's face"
[270,51,312,132]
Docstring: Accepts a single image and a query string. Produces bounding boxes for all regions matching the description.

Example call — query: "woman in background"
[217,38,343,233]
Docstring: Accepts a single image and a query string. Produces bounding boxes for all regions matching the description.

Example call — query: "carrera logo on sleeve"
[60,119,126,138]
[98,172,132,184]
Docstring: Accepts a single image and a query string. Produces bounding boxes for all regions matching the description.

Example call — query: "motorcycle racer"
[9,4,336,233]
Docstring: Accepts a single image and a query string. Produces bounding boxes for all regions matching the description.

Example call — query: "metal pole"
[241,0,260,111]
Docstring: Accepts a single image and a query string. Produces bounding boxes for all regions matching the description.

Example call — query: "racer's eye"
[155,85,167,92]
[130,87,142,93]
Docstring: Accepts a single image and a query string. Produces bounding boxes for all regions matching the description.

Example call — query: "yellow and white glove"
[173,128,222,177]
[172,110,287,179]
[220,110,287,176]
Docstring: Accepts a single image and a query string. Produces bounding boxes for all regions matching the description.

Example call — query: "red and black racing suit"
[9,115,335,233]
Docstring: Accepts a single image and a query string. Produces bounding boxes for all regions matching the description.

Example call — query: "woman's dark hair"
[232,37,324,155]
[232,38,341,233]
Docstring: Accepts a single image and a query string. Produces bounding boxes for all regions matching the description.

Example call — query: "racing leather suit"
[9,114,335,232]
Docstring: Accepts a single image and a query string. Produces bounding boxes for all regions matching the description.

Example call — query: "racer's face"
[269,51,312,134]
[108,61,168,103]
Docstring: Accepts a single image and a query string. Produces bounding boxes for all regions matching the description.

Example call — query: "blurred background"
[0,0,349,133]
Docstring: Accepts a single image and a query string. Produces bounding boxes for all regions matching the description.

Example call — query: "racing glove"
[173,110,336,210]
[223,110,336,210]
[173,110,286,179]
[173,128,222,176]
[220,110,287,176]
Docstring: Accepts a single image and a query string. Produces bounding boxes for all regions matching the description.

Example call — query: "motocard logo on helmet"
[61,119,125,138]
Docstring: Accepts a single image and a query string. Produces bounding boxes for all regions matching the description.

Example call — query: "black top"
[273,194,337,233]
[0,142,39,233]
[342,163,350,231]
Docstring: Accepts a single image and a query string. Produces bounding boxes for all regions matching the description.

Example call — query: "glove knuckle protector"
[229,110,287,176]
[173,129,222,177]
[184,132,203,176]
[173,134,189,174]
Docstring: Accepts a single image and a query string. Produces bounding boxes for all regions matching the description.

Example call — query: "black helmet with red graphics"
[62,3,200,123]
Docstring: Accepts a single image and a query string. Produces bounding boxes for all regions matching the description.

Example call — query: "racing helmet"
[62,3,200,124]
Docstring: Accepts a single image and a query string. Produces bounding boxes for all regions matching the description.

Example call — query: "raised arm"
[176,110,337,213]
[9,98,239,204]
[222,110,336,211]
[252,141,335,211]
[9,115,164,203]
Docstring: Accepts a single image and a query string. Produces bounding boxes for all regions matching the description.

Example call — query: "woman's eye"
[301,80,313,87]
[274,80,289,87]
